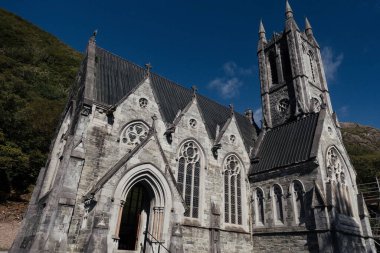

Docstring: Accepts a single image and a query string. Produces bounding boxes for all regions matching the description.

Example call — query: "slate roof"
[250,113,320,174]
[93,46,258,148]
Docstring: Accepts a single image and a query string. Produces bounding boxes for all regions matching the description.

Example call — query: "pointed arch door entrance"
[118,182,152,251]
[110,164,176,253]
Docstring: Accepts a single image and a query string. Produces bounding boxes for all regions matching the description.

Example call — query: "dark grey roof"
[94,46,258,148]
[250,113,319,175]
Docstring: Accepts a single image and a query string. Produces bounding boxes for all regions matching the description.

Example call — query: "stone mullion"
[114,200,125,239]
[234,174,238,224]
[190,163,194,217]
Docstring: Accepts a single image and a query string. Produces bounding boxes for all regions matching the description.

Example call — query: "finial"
[285,0,294,19]
[259,19,265,34]
[229,104,234,115]
[305,17,313,35]
[191,85,198,97]
[145,63,152,78]
[89,29,98,43]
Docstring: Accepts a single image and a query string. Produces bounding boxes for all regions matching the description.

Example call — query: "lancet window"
[308,51,316,82]
[176,141,202,218]
[255,188,265,225]
[268,51,279,85]
[273,184,284,223]
[292,180,305,224]
[224,154,242,225]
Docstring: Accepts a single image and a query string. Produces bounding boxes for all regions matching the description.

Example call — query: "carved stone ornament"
[277,98,290,114]
[81,105,92,116]
[311,97,321,112]
[326,147,345,183]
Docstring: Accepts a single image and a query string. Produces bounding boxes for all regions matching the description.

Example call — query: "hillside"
[341,122,380,184]
[0,8,82,201]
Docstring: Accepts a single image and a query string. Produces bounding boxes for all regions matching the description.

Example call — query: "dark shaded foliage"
[341,123,380,184]
[0,8,82,200]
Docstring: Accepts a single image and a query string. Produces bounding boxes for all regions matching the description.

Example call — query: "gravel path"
[0,221,20,250]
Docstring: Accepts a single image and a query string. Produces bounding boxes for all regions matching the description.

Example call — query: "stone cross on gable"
[145,63,152,78]
[191,85,198,97]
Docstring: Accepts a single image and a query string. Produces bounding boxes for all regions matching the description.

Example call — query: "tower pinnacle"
[305,17,312,35]
[259,20,267,42]
[285,0,293,19]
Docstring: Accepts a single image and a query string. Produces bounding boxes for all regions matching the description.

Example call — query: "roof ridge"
[270,113,319,131]
[95,45,248,118]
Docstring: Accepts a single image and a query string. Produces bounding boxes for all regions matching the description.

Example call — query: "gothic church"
[11,2,376,253]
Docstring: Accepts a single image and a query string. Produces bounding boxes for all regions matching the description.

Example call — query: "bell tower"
[258,1,333,128]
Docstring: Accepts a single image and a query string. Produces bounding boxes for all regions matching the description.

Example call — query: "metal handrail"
[143,230,170,253]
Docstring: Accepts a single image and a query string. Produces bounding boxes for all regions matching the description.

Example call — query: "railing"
[143,230,170,253]
[369,218,380,238]
[358,178,380,205]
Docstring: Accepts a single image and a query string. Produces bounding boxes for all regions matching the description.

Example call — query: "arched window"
[268,51,279,85]
[224,155,242,225]
[255,188,265,225]
[308,51,316,82]
[120,121,149,146]
[273,184,284,223]
[292,180,305,224]
[176,141,202,218]
[326,146,353,216]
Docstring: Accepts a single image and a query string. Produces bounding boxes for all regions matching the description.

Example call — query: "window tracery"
[139,98,148,108]
[277,99,290,113]
[224,155,242,225]
[308,51,316,82]
[326,146,352,216]
[189,119,197,129]
[121,122,149,146]
[229,135,236,144]
[176,141,201,218]
[311,97,321,112]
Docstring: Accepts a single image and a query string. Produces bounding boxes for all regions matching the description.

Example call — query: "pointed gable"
[92,45,259,149]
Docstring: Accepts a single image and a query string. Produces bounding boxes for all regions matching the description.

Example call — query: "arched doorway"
[110,164,177,253]
[118,182,153,251]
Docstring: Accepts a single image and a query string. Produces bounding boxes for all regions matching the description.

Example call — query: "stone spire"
[83,30,97,104]
[305,17,319,47]
[259,19,267,42]
[284,0,299,31]
[305,17,312,35]
[285,0,293,19]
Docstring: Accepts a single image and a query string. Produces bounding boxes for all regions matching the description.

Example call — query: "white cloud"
[253,108,262,126]
[338,105,349,117]
[321,47,344,82]
[208,77,242,99]
[208,61,255,99]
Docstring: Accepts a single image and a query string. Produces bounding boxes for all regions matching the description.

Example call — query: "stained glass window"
[224,155,242,225]
[177,141,201,218]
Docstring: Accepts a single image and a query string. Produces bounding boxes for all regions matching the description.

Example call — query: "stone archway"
[109,164,173,253]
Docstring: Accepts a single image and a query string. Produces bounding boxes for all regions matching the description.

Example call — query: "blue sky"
[1,0,380,128]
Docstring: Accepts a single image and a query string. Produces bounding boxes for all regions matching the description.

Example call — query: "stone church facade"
[10,2,376,253]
